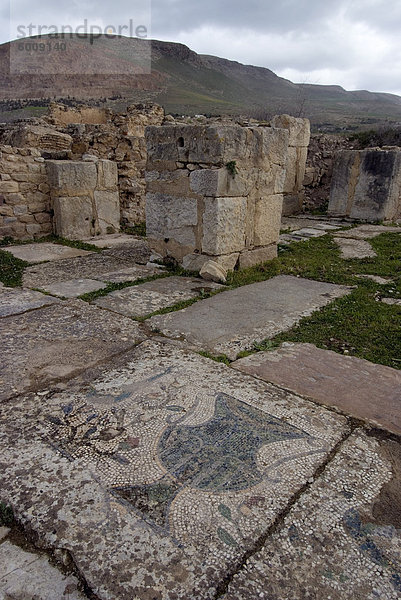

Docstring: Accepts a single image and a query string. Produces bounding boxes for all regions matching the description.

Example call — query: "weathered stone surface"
[381,297,401,306]
[3,242,92,263]
[97,159,118,190]
[182,252,239,273]
[150,276,351,359]
[53,195,93,239]
[202,197,247,255]
[0,340,347,600]
[199,260,227,283]
[238,244,277,268]
[46,161,98,195]
[146,192,198,252]
[40,278,108,298]
[271,114,311,148]
[22,246,151,288]
[0,542,86,600]
[334,224,401,239]
[233,343,401,435]
[222,431,401,600]
[85,234,147,249]
[94,190,120,234]
[0,527,10,541]
[93,276,223,318]
[189,168,251,197]
[0,300,144,400]
[253,195,283,246]
[328,149,401,221]
[334,237,377,259]
[95,265,164,283]
[0,287,60,317]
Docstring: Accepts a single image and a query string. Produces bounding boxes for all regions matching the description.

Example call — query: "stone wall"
[145,124,290,270]
[52,103,165,224]
[328,147,401,221]
[0,146,52,239]
[47,158,120,239]
[271,115,310,215]
[302,134,355,212]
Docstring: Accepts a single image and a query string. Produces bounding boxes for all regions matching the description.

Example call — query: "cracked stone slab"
[291,228,327,238]
[222,431,401,600]
[233,343,401,435]
[150,276,351,360]
[93,276,224,318]
[22,251,152,288]
[0,339,348,600]
[335,224,401,240]
[0,300,144,400]
[356,274,393,285]
[84,234,146,249]
[3,243,93,263]
[40,278,108,298]
[334,237,377,259]
[93,264,165,284]
[0,287,60,317]
[0,541,86,600]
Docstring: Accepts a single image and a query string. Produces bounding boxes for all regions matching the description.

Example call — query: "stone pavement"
[0,233,400,600]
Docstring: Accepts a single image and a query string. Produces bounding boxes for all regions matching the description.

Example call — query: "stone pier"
[145,123,290,271]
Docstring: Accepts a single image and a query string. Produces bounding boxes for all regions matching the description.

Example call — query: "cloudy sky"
[3,0,401,96]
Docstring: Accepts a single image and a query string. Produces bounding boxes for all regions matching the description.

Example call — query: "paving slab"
[0,300,144,400]
[335,224,401,240]
[150,276,351,359]
[0,541,86,600]
[0,340,348,600]
[93,276,224,318]
[85,234,145,249]
[0,527,9,542]
[0,287,60,317]
[40,278,108,298]
[93,264,165,284]
[233,343,401,435]
[22,249,152,288]
[356,274,393,284]
[334,236,377,259]
[281,217,345,231]
[3,243,93,263]
[291,227,327,238]
[222,430,401,600]
[381,297,401,306]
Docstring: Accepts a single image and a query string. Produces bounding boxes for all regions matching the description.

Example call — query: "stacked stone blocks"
[47,159,120,239]
[145,124,290,270]
[0,146,51,239]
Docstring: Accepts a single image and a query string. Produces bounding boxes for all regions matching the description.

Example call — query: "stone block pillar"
[328,148,401,221]
[271,114,310,215]
[47,159,120,239]
[145,124,290,270]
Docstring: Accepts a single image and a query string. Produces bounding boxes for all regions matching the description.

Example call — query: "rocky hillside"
[1,35,401,129]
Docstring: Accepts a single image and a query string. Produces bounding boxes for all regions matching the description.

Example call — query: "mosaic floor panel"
[222,431,401,600]
[0,340,349,599]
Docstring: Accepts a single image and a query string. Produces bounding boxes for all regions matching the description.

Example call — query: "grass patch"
[0,502,14,526]
[198,351,232,366]
[122,223,147,237]
[78,272,173,302]
[229,231,400,368]
[0,249,29,287]
[0,234,102,253]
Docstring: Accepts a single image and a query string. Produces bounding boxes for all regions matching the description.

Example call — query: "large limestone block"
[271,114,311,147]
[146,169,195,197]
[350,149,401,220]
[239,244,278,268]
[328,149,401,220]
[328,150,361,217]
[53,196,93,239]
[256,127,290,168]
[97,160,118,191]
[283,146,308,194]
[189,167,253,197]
[253,194,283,246]
[94,191,120,234]
[46,161,98,195]
[146,125,224,166]
[7,125,72,151]
[202,197,247,255]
